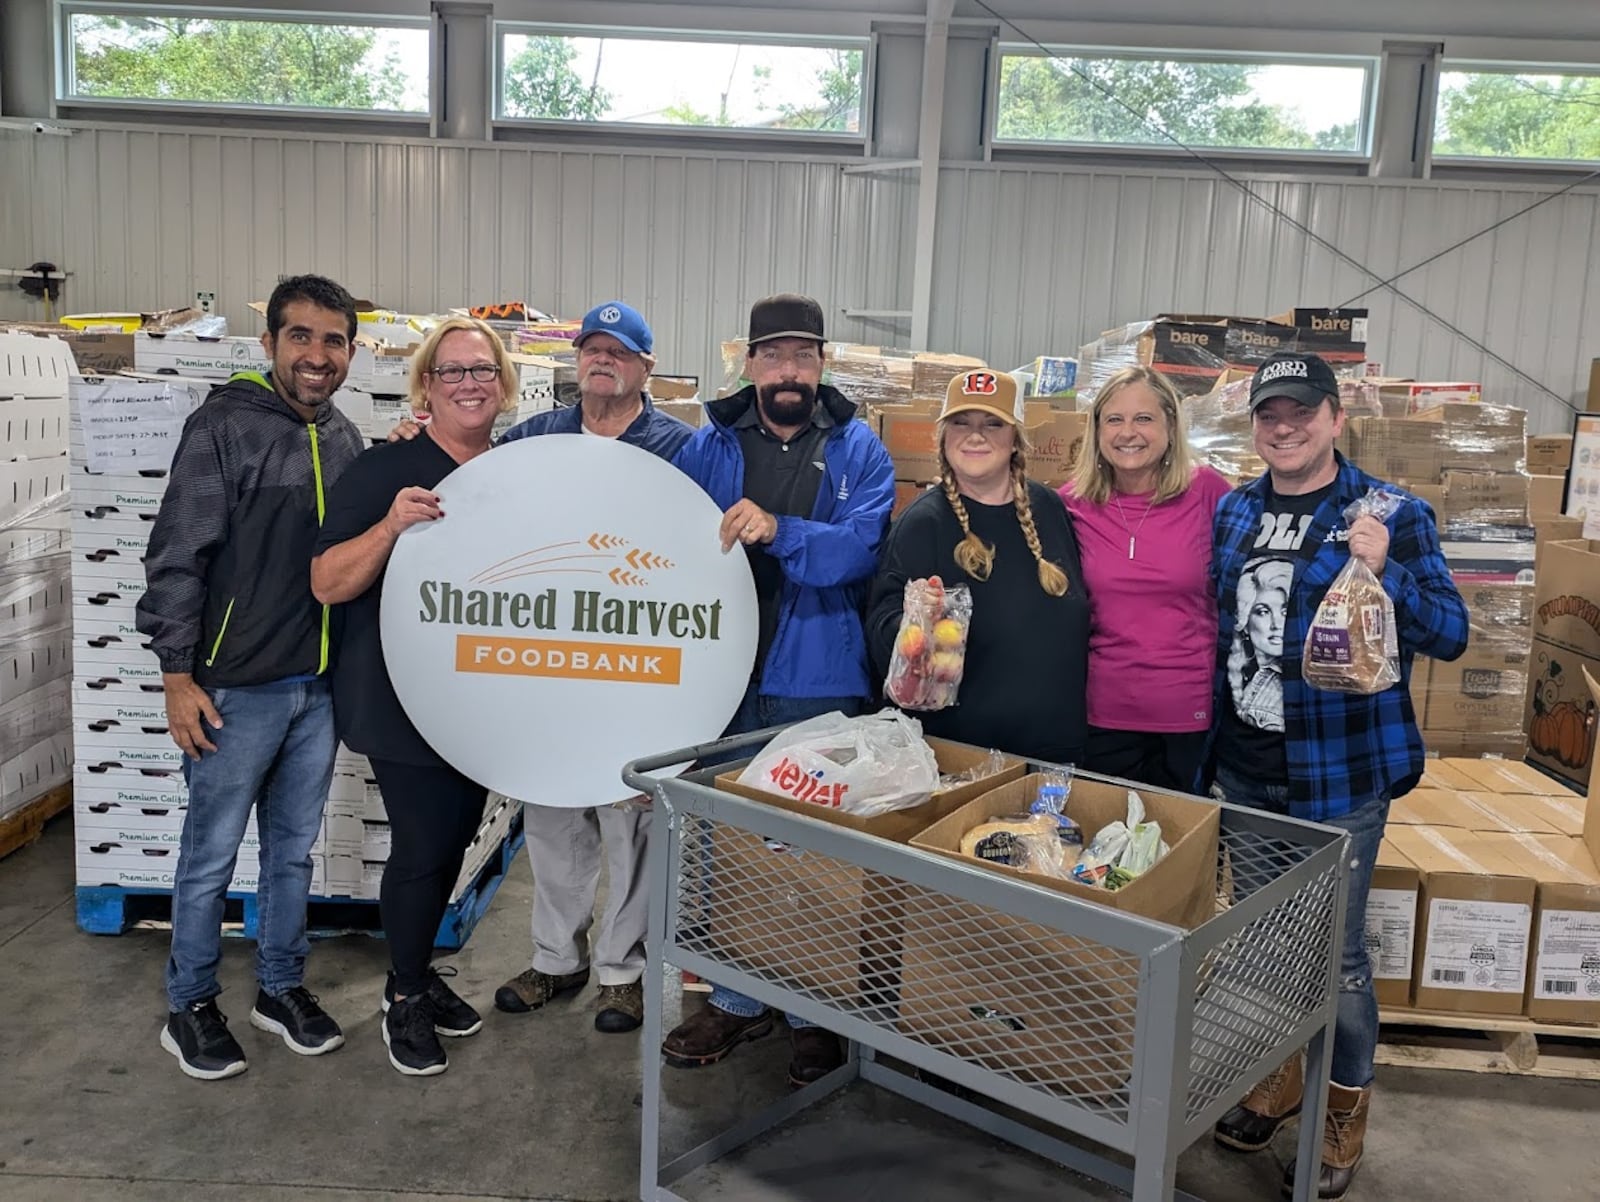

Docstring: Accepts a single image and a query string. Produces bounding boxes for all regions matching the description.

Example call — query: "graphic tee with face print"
[1214,481,1334,787]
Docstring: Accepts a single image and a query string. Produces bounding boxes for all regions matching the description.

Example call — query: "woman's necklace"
[1111,491,1154,559]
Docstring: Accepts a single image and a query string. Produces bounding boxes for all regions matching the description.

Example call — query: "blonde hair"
[936,418,1069,597]
[409,317,519,414]
[1069,365,1197,504]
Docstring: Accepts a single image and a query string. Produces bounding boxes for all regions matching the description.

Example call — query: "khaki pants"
[525,802,650,987]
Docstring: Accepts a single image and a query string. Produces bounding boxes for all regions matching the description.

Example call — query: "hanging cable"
[968,0,1592,411]
[1335,172,1600,306]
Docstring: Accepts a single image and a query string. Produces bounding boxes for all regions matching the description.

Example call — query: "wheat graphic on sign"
[470,532,673,588]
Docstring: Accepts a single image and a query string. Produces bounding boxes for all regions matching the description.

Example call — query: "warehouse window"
[57,5,430,115]
[1434,62,1600,163]
[992,48,1374,155]
[495,26,867,136]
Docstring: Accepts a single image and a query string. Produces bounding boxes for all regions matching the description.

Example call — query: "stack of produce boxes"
[1340,397,1534,759]
[0,333,73,822]
[63,368,381,902]
[1377,738,1600,1026]
[68,374,219,891]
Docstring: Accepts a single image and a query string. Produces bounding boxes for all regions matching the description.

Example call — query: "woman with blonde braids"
[867,370,1090,763]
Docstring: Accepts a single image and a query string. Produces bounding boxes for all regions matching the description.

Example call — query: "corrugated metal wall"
[930,165,1599,433]
[3,125,1595,430]
[0,126,919,393]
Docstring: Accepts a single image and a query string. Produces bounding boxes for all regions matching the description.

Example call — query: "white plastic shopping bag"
[736,709,940,817]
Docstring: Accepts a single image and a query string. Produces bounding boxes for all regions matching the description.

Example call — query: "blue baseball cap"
[575,301,653,354]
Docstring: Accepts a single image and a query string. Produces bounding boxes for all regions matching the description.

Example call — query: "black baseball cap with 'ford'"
[1249,351,1339,411]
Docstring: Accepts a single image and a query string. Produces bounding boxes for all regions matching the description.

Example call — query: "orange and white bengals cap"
[940,369,1025,426]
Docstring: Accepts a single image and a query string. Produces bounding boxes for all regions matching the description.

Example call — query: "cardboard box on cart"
[898,774,1220,1095]
[708,739,1025,1001]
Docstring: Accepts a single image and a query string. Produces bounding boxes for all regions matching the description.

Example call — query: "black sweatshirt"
[866,481,1090,765]
[137,372,366,685]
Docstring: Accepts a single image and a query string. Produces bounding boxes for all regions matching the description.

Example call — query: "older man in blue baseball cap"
[497,300,681,446]
[487,300,695,1034]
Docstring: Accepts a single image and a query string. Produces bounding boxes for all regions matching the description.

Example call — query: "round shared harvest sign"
[380,434,758,805]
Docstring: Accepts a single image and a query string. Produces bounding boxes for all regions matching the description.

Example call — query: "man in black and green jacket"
[136,274,367,1080]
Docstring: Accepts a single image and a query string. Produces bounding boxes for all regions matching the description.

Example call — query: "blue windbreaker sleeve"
[1381,496,1469,663]
[767,435,895,588]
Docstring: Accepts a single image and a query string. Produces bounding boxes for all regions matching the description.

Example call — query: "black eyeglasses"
[431,363,501,383]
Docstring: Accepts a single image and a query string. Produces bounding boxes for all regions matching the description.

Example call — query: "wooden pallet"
[0,782,71,863]
[76,812,524,952]
[1377,1007,1600,1081]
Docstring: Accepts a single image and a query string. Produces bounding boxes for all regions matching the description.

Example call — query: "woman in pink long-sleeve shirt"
[1060,365,1232,792]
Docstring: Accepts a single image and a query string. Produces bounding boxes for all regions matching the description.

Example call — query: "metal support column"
[908,0,954,350]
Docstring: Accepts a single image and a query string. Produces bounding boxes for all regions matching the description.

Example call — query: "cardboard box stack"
[865,346,1087,499]
[62,371,335,898]
[1333,400,1535,760]
[65,373,261,893]
[0,333,73,822]
[356,343,558,439]
[1076,308,1368,404]
[126,330,380,438]
[1379,740,1600,1024]
[63,360,521,907]
[1524,540,1600,791]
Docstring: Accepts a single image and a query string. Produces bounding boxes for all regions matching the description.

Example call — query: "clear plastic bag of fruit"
[884,575,973,711]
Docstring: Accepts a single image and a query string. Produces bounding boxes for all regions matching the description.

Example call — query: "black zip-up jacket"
[136,371,366,687]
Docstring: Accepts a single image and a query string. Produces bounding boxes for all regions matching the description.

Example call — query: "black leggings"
[369,757,486,996]
[1082,726,1209,795]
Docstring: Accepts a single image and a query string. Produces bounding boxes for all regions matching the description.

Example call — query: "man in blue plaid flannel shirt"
[1207,351,1467,1202]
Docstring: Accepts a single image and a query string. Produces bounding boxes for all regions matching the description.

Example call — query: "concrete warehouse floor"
[1,814,1596,1202]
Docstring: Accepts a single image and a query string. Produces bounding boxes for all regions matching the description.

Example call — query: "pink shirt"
[1061,466,1233,733]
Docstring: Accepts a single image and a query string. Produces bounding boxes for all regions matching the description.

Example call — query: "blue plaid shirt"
[1210,454,1469,820]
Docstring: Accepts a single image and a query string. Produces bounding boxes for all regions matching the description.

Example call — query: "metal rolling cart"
[624,732,1350,1202]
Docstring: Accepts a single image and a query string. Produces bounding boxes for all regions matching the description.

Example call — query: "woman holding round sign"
[867,370,1091,764]
[311,316,517,1077]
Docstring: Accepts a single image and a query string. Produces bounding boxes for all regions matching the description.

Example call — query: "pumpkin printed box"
[1524,541,1600,791]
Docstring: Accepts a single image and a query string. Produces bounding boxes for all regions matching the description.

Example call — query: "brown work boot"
[1214,1054,1304,1152]
[493,966,590,1014]
[594,981,644,1034]
[1281,1082,1370,1201]
[786,1026,844,1088]
[662,1002,773,1068]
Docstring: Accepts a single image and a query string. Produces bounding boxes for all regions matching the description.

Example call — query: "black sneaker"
[383,993,447,1076]
[249,986,345,1055]
[383,967,483,1038]
[161,999,248,1081]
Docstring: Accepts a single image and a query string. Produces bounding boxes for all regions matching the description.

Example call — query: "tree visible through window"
[994,52,1369,154]
[65,11,429,113]
[497,30,865,134]
[1435,67,1600,162]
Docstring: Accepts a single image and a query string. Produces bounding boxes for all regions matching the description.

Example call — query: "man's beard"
[757,380,817,427]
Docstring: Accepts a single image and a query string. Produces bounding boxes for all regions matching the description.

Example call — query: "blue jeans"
[705,685,865,1029]
[166,678,336,1011]
[1213,764,1389,1088]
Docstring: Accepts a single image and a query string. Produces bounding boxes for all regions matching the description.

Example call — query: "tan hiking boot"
[1214,1054,1304,1152]
[594,981,644,1034]
[1281,1081,1371,1201]
[492,966,590,1014]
